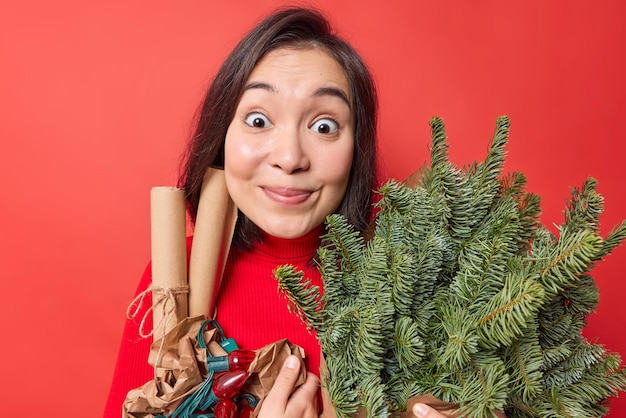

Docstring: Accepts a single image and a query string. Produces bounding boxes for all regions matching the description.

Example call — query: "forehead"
[246,47,351,100]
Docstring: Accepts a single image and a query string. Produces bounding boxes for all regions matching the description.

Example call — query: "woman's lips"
[262,186,313,204]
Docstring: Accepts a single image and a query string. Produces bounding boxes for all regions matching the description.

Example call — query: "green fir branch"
[465,116,510,232]
[600,219,626,258]
[501,326,544,403]
[273,265,323,332]
[564,178,604,234]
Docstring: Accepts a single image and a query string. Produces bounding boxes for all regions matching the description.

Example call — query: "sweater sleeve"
[102,263,154,418]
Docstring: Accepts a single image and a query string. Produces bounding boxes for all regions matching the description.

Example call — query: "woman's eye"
[311,118,339,135]
[244,112,271,128]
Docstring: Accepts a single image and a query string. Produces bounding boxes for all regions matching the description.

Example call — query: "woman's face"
[224,47,354,239]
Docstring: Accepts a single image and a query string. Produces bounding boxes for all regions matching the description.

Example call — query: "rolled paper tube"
[150,186,189,341]
[188,167,237,317]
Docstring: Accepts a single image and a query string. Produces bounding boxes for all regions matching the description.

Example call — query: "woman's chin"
[259,220,319,240]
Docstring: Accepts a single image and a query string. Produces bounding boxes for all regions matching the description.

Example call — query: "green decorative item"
[274,116,626,418]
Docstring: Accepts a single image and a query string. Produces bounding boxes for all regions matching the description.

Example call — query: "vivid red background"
[1,1,625,416]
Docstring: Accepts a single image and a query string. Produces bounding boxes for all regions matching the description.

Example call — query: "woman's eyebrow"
[243,82,276,92]
[313,87,351,109]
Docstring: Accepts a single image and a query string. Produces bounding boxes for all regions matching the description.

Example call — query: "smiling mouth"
[262,187,313,204]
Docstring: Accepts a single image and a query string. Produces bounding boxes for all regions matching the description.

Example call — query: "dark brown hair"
[179,7,378,247]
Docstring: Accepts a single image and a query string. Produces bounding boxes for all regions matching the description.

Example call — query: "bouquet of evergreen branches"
[274,116,626,418]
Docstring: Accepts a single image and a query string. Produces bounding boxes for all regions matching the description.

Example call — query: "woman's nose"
[268,128,310,173]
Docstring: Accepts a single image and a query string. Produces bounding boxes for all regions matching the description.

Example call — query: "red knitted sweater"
[103,227,323,417]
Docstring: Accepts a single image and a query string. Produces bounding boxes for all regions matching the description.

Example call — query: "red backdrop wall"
[1,1,624,416]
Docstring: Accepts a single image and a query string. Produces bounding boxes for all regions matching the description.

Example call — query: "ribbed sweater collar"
[253,225,323,261]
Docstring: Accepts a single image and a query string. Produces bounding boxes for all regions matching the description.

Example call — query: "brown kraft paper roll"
[150,186,189,341]
[188,167,238,318]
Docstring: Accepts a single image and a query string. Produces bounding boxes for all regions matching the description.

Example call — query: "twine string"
[127,285,189,338]
[126,285,189,379]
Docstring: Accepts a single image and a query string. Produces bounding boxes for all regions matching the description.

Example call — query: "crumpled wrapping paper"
[123,316,307,418]
[244,339,307,417]
[123,316,211,417]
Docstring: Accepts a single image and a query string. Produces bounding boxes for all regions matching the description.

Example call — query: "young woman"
[105,7,448,418]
